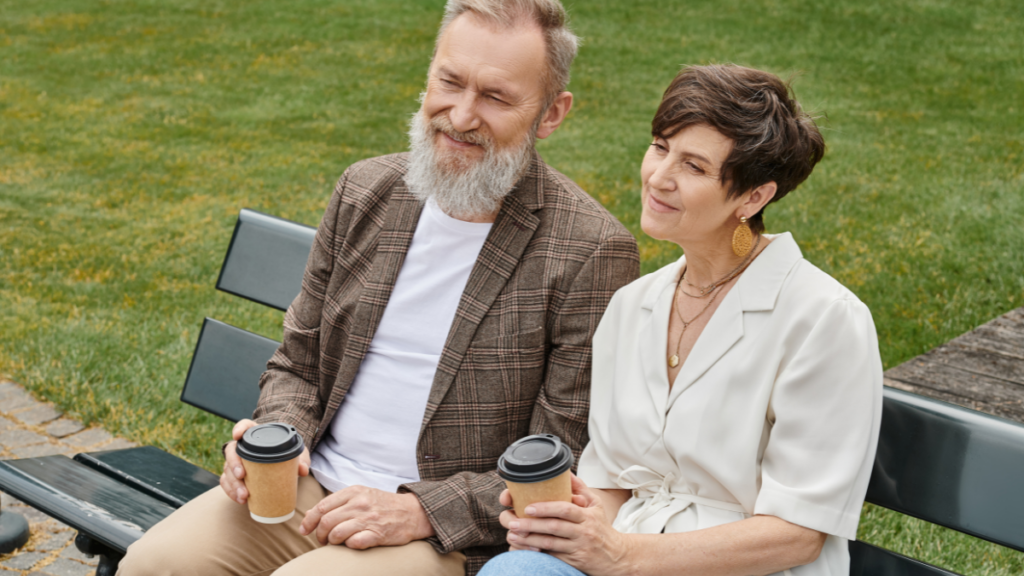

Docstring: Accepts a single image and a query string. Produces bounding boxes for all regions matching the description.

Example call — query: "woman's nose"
[647,160,676,192]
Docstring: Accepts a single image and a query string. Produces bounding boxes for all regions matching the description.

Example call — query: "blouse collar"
[640,232,804,313]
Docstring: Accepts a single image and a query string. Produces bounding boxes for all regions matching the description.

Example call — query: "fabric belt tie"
[613,465,747,533]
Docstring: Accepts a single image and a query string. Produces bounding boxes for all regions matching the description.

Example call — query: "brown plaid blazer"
[254,151,639,574]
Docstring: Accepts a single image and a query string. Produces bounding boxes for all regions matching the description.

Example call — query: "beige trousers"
[116,475,466,576]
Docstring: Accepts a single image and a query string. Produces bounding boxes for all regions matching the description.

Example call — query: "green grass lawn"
[1,0,1022,572]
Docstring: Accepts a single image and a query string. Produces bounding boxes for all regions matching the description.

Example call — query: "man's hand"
[299,486,435,549]
[220,418,311,505]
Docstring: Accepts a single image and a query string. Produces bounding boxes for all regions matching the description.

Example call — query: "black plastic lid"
[497,434,574,483]
[236,423,305,464]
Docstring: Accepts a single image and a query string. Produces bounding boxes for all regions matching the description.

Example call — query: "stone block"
[10,443,66,458]
[62,429,112,449]
[28,571,60,576]
[60,543,99,565]
[1,550,47,570]
[0,415,17,430]
[15,404,63,426]
[0,381,23,398]
[45,419,85,439]
[38,558,96,576]
[0,428,49,448]
[0,389,37,412]
[33,530,73,552]
[102,438,138,451]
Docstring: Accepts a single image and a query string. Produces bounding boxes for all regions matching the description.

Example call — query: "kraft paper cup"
[497,434,574,519]
[236,423,305,524]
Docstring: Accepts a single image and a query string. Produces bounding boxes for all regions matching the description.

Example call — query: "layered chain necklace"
[667,236,763,369]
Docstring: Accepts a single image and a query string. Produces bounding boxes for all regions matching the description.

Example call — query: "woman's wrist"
[614,533,643,576]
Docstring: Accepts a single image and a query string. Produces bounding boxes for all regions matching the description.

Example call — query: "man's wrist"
[402,493,436,540]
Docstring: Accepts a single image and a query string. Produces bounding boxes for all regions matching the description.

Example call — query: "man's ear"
[536,91,573,140]
[742,181,778,216]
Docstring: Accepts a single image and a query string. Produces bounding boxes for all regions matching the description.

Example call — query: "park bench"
[0,208,1023,575]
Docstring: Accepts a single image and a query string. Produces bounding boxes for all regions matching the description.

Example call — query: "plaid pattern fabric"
[254,151,639,575]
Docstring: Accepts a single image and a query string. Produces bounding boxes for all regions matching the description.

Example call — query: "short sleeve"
[753,297,883,540]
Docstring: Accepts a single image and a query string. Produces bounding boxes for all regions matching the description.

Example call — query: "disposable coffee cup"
[497,434,574,518]
[235,423,305,524]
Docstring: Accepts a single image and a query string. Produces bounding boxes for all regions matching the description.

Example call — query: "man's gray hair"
[437,0,580,107]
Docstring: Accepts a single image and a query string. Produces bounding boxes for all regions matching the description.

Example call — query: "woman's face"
[640,123,744,247]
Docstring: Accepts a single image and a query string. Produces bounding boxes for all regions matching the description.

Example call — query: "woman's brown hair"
[652,64,825,234]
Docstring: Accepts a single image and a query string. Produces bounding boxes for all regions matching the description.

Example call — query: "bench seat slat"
[180,318,279,422]
[0,455,176,553]
[216,209,316,312]
[867,387,1024,553]
[74,446,219,508]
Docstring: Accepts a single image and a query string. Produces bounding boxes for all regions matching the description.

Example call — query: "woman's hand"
[499,475,633,576]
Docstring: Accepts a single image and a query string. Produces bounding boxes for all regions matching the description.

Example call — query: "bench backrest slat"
[180,318,277,422]
[216,209,317,312]
[849,541,959,576]
[867,387,1024,553]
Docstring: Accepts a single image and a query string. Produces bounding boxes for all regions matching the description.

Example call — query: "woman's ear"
[741,182,778,217]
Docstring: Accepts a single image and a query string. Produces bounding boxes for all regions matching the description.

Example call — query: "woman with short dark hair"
[480,64,883,576]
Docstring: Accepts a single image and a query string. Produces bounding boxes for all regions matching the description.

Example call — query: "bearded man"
[117,1,638,575]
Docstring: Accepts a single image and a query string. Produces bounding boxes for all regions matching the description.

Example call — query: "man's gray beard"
[405,112,535,220]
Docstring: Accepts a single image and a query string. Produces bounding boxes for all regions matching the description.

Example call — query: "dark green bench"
[0,209,1021,575]
[0,209,314,575]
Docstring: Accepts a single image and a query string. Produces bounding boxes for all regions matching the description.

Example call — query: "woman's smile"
[645,190,679,214]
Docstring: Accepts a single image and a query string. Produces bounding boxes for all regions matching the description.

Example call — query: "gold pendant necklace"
[668,280,721,368]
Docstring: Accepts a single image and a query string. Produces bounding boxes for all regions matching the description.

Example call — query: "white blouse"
[577,233,883,576]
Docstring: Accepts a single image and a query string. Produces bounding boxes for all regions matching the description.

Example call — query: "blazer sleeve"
[753,296,883,540]
[251,171,349,448]
[400,231,640,554]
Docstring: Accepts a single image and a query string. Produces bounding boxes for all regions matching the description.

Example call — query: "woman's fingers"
[498,489,513,507]
[499,509,520,529]
[508,530,575,554]
[522,501,588,524]
[509,516,580,540]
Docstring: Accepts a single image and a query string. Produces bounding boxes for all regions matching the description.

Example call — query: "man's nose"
[448,92,481,133]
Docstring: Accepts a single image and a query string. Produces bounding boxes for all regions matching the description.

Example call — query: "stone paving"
[0,379,139,576]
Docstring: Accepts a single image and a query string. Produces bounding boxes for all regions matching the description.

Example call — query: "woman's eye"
[650,142,667,152]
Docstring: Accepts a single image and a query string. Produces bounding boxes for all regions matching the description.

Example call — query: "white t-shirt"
[310,198,492,493]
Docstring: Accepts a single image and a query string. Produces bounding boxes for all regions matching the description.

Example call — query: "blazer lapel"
[320,182,423,426]
[419,155,544,430]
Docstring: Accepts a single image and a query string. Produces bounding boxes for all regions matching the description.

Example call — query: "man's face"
[420,13,549,171]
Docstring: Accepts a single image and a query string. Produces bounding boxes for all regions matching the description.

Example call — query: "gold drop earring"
[732,216,753,258]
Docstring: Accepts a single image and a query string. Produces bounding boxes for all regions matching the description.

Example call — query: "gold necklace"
[680,234,762,298]
[667,279,721,368]
[668,237,763,368]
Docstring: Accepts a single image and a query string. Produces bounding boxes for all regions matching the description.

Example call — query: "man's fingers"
[224,442,246,480]
[232,418,257,441]
[342,528,382,550]
[303,491,358,540]
[219,463,247,504]
[298,448,312,477]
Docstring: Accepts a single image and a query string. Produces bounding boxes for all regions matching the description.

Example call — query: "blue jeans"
[479,550,587,576]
